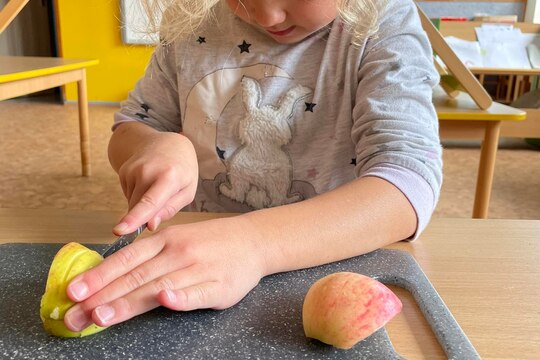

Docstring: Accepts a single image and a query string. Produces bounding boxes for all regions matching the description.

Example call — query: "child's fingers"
[148,191,195,230]
[79,247,184,308]
[91,281,222,328]
[66,234,166,302]
[157,282,223,312]
[115,177,179,235]
[119,176,128,198]
[72,265,215,330]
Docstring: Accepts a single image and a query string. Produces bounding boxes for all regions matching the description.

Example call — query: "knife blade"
[102,224,147,258]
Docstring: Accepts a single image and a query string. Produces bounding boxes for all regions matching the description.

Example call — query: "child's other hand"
[113,132,198,235]
[63,217,266,332]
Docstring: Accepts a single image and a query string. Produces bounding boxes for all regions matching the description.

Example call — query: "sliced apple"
[40,242,107,337]
[302,272,402,349]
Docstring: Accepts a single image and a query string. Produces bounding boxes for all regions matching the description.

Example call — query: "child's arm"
[63,176,415,331]
[107,121,199,233]
[242,175,417,273]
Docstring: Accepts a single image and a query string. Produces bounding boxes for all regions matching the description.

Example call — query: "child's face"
[226,0,337,44]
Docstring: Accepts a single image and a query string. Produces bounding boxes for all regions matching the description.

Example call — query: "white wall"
[525,0,540,23]
[418,1,525,21]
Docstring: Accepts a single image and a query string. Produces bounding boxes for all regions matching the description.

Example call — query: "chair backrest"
[416,4,493,110]
[0,0,29,34]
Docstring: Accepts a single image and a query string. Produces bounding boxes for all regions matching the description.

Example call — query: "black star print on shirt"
[216,147,226,159]
[141,104,150,112]
[350,158,357,166]
[135,113,149,120]
[197,36,206,44]
[238,40,251,53]
[305,102,316,112]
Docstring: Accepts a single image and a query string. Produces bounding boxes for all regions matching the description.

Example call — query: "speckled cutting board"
[0,244,480,359]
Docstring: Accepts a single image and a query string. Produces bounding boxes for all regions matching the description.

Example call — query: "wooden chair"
[417,6,526,219]
[0,0,98,176]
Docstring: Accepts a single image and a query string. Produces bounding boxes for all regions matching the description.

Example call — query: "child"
[64,0,442,332]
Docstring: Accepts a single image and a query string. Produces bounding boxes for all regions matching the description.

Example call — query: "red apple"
[302,272,402,349]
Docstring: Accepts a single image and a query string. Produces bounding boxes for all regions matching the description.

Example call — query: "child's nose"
[253,5,286,28]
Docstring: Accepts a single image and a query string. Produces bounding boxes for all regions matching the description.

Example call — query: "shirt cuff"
[112,112,139,131]
[360,163,436,241]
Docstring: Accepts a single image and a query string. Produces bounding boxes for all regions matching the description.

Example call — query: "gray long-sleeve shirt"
[115,0,443,237]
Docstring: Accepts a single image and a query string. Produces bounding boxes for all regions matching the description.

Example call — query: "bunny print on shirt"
[219,76,312,208]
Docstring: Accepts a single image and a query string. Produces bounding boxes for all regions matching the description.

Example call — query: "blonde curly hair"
[140,0,383,45]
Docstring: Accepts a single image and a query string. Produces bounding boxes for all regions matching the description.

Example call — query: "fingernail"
[113,222,129,234]
[95,305,115,324]
[165,289,176,302]
[69,279,89,301]
[154,217,161,230]
[66,309,90,332]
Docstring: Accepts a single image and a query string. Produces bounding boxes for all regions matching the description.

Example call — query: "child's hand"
[63,217,266,331]
[113,131,198,235]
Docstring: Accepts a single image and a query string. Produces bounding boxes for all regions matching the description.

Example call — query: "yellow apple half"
[302,272,402,349]
[40,242,107,337]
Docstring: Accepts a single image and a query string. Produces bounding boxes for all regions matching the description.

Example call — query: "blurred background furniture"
[434,87,526,218]
[438,21,540,104]
[0,0,98,176]
[418,6,528,218]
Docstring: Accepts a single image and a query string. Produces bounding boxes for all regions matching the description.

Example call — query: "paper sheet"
[482,42,532,69]
[444,36,484,67]
[444,24,533,69]
[475,24,521,46]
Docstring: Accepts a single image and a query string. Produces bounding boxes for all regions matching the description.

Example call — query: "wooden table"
[0,56,99,176]
[0,208,538,359]
[435,86,526,218]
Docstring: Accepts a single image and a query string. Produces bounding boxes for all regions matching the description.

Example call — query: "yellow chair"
[0,0,98,176]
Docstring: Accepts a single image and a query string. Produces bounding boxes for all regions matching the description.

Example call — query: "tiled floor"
[1,98,539,219]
